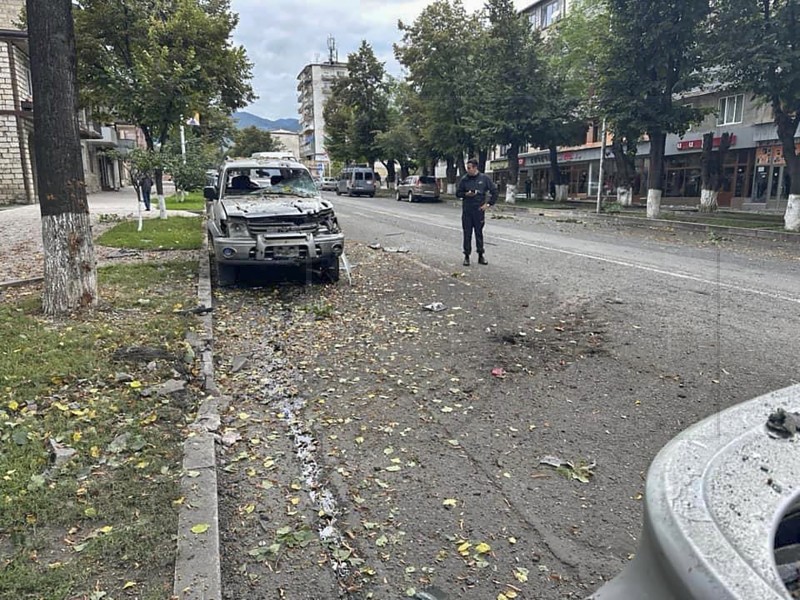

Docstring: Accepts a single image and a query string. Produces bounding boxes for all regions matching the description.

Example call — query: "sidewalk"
[0,185,195,286]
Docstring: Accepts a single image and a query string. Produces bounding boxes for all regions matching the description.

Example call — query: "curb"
[173,226,223,600]
[442,199,800,243]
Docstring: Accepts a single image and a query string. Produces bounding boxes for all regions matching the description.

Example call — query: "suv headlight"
[225,218,249,238]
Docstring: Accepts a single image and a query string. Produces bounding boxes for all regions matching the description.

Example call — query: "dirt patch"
[212,242,629,599]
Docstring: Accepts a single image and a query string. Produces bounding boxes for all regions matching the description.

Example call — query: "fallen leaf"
[191,523,210,534]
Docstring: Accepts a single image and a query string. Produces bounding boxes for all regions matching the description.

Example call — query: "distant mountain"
[233,111,299,132]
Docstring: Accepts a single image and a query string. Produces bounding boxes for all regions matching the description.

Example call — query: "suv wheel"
[407,191,414,203]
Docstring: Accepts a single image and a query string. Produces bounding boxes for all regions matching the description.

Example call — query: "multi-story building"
[0,0,132,205]
[0,0,34,205]
[296,61,348,173]
[498,0,798,211]
[269,128,301,162]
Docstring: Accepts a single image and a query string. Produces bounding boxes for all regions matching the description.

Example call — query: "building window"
[541,0,563,28]
[717,94,743,126]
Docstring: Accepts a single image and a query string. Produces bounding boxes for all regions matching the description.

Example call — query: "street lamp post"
[596,117,607,214]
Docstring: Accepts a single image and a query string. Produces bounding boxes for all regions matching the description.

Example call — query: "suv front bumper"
[210,230,345,266]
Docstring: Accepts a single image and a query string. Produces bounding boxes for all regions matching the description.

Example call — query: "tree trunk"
[477,149,488,174]
[505,143,518,204]
[548,143,560,202]
[647,130,667,218]
[775,106,800,231]
[446,156,458,195]
[27,0,97,315]
[700,132,731,213]
[611,136,637,206]
[385,160,396,190]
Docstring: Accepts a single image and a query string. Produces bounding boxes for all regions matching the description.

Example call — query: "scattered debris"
[177,304,213,316]
[231,355,250,373]
[767,408,800,438]
[106,248,142,259]
[368,243,382,250]
[491,367,506,378]
[539,455,596,483]
[220,429,242,447]
[383,247,410,253]
[49,438,77,467]
[422,302,447,312]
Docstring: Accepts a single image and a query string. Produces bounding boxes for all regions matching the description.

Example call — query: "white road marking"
[348,206,800,306]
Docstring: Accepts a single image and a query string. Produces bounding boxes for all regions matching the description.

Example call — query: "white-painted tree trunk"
[505,183,516,204]
[41,212,98,314]
[447,182,456,195]
[158,194,167,219]
[555,184,569,202]
[646,189,662,219]
[617,186,633,207]
[699,189,718,213]
[785,194,800,231]
[137,199,144,232]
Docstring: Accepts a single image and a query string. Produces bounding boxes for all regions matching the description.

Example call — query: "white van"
[335,166,376,197]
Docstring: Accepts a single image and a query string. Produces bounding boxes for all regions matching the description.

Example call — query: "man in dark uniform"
[456,158,498,266]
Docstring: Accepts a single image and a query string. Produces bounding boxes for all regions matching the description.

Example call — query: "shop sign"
[676,134,737,151]
[491,159,509,170]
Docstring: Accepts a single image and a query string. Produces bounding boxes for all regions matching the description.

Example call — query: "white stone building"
[0,0,34,204]
[296,61,347,172]
[269,128,301,161]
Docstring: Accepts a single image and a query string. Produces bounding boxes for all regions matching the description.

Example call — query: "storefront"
[750,143,798,210]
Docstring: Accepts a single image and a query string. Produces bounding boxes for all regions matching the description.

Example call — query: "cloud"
[230,0,525,119]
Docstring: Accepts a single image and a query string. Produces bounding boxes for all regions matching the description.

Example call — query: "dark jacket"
[456,172,498,209]
[139,175,153,192]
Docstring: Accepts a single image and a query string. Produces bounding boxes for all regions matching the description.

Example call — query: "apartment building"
[296,61,348,173]
[500,0,798,211]
[0,0,34,205]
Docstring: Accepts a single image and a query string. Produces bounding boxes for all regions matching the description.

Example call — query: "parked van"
[336,166,376,197]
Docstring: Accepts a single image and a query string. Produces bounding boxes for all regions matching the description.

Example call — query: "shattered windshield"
[224,167,319,198]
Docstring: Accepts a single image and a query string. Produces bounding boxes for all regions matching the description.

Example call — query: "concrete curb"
[443,199,800,243]
[173,224,223,600]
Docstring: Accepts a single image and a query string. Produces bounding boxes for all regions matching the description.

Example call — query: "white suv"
[204,158,345,284]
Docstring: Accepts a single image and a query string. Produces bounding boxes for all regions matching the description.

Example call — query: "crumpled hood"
[221,195,333,218]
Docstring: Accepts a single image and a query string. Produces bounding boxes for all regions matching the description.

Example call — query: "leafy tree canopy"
[227,126,280,158]
[74,0,255,152]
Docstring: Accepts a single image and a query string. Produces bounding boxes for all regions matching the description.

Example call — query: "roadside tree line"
[324,0,800,231]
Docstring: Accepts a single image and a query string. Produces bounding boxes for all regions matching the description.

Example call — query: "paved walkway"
[0,185,196,286]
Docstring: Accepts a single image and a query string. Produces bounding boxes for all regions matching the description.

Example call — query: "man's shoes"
[463,255,470,266]
[478,254,488,265]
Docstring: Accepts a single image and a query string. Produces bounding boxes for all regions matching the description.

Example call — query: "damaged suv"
[204,157,345,284]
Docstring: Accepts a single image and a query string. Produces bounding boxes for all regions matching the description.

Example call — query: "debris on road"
[539,455,596,483]
[422,301,446,312]
[766,408,800,438]
[491,367,506,378]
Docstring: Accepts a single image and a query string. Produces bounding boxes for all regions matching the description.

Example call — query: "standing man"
[525,177,532,200]
[456,158,498,266]
[139,173,153,211]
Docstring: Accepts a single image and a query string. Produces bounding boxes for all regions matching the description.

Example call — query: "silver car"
[396,175,440,202]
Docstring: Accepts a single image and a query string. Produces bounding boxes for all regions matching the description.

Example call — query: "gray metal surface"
[591,384,800,599]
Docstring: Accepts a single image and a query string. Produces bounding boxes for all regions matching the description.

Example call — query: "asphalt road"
[214,192,800,599]
[327,191,800,403]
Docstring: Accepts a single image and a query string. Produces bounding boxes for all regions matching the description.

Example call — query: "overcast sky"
[230,0,530,120]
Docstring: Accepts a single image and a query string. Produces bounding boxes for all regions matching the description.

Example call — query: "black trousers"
[462,205,485,255]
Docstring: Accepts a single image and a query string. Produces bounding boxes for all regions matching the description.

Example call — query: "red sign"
[676,134,737,151]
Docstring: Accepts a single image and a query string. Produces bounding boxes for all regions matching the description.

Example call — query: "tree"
[603,0,709,218]
[698,132,732,213]
[395,0,480,191]
[27,0,97,316]
[227,126,280,158]
[74,0,254,215]
[473,0,544,203]
[549,0,640,206]
[711,0,800,231]
[324,41,389,168]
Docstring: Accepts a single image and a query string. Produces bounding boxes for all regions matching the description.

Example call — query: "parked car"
[320,177,338,191]
[396,175,440,202]
[336,166,376,197]
[203,157,344,285]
